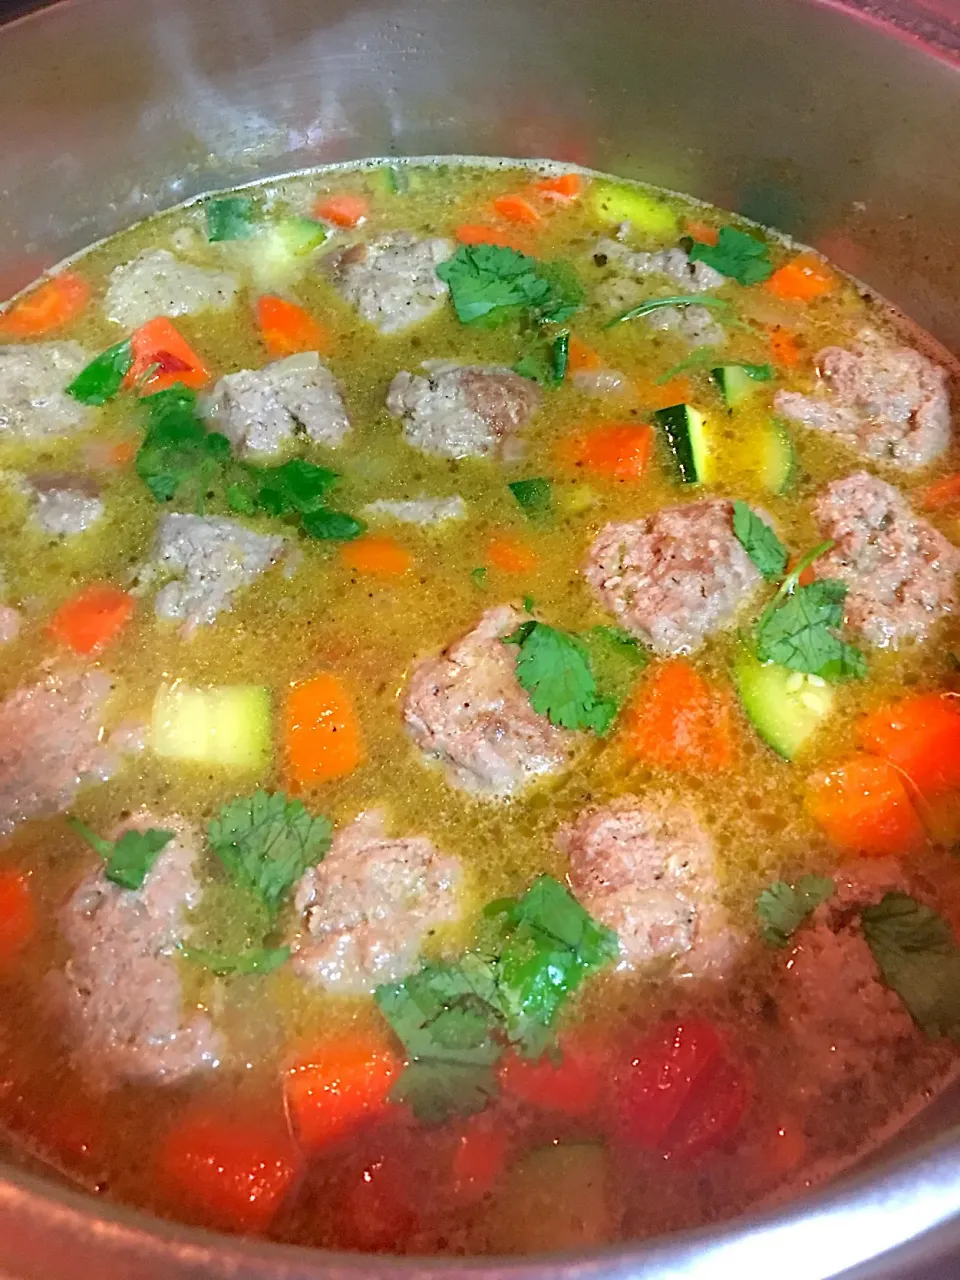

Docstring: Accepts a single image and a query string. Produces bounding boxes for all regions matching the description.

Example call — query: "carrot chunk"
[557,423,653,481]
[491,194,543,225]
[286,1032,401,1151]
[455,223,532,253]
[0,271,91,337]
[858,693,960,800]
[920,473,960,511]
[767,325,802,368]
[765,255,836,301]
[284,673,363,786]
[126,317,210,394]
[806,753,927,857]
[255,294,331,357]
[635,375,695,412]
[158,1108,301,1232]
[485,533,539,575]
[0,871,35,972]
[533,172,583,202]
[623,659,734,773]
[339,534,413,577]
[685,220,720,246]
[48,584,134,656]
[314,194,369,227]
[565,335,604,373]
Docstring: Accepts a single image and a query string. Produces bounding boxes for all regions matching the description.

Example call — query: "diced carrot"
[450,1116,511,1202]
[48,584,134,656]
[858,693,960,800]
[455,223,532,253]
[286,1032,401,1151]
[622,659,734,773]
[339,534,413,578]
[920,473,960,511]
[556,423,653,481]
[255,294,332,357]
[0,271,91,338]
[158,1108,301,1232]
[499,1044,604,1116]
[0,871,35,972]
[685,220,719,246]
[315,194,369,228]
[768,325,802,368]
[82,437,138,472]
[491,194,543,225]
[125,317,210,394]
[806,753,927,857]
[284,673,363,786]
[765,255,837,301]
[565,335,604,373]
[533,172,583,202]
[485,533,539,575]
[635,375,696,411]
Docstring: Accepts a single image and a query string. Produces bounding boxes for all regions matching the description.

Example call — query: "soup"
[0,159,959,1255]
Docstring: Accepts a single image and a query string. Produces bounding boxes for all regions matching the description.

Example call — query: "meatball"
[138,513,287,636]
[403,605,575,798]
[0,342,92,440]
[386,361,540,460]
[103,249,238,329]
[583,499,764,654]
[814,471,960,647]
[55,812,223,1089]
[363,496,467,526]
[26,473,104,537]
[558,796,737,979]
[321,232,453,333]
[291,810,461,993]
[594,239,726,293]
[199,352,350,456]
[774,329,951,470]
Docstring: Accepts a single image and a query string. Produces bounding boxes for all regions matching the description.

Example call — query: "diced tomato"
[806,753,927,857]
[285,1032,401,1151]
[623,659,735,773]
[0,271,91,337]
[450,1115,511,1202]
[499,1044,604,1116]
[0,871,35,972]
[158,1108,301,1232]
[125,317,210,394]
[48,584,134,656]
[315,194,369,227]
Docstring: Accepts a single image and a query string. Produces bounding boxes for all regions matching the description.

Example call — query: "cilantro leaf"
[66,339,133,406]
[390,1061,500,1124]
[182,945,290,976]
[470,566,488,589]
[504,621,616,734]
[206,196,256,242]
[508,477,553,518]
[756,875,835,947]
[207,790,331,914]
[437,245,583,327]
[513,330,570,387]
[136,387,234,505]
[301,510,366,541]
[580,625,647,708]
[248,458,339,517]
[689,226,773,286]
[756,578,867,680]
[68,818,174,891]
[862,893,960,1040]
[733,500,788,581]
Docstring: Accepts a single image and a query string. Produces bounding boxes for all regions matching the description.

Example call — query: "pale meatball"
[322,232,453,333]
[103,248,238,328]
[0,342,92,440]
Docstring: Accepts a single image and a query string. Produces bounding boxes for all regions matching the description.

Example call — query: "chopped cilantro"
[68,817,174,891]
[756,875,835,947]
[689,225,773,286]
[66,339,133,406]
[552,330,570,382]
[301,510,366,542]
[205,196,256,242]
[136,387,234,506]
[182,945,290,976]
[862,893,960,1040]
[508,477,553,518]
[514,330,570,387]
[437,245,583,327]
[470,566,488,589]
[581,625,648,707]
[207,790,331,914]
[248,457,339,517]
[390,1060,500,1122]
[504,621,616,734]
[523,595,536,613]
[733,501,788,581]
[605,293,732,329]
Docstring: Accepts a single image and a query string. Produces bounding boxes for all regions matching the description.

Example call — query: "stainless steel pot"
[0,0,959,1275]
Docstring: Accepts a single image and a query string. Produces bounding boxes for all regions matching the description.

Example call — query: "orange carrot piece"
[284,673,363,786]
[565,335,604,373]
[485,533,540,575]
[920,473,960,511]
[806,753,927,857]
[286,1033,401,1151]
[557,423,653,481]
[0,871,35,972]
[315,194,369,227]
[533,172,583,202]
[491,194,543,225]
[455,223,531,253]
[158,1108,301,1232]
[635,374,696,412]
[858,693,960,800]
[0,271,91,338]
[786,555,817,588]
[339,534,413,578]
[48,584,134,656]
[768,325,802,368]
[450,1116,511,1202]
[255,295,331,357]
[685,220,719,246]
[623,659,735,773]
[765,255,836,301]
[126,317,210,394]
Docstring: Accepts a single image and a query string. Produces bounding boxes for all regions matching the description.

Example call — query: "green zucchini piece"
[589,183,679,239]
[151,683,272,772]
[654,403,710,484]
[734,651,835,760]
[760,418,798,495]
[712,364,758,409]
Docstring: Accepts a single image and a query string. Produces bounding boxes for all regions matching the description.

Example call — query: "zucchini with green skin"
[760,418,798,495]
[151,683,272,771]
[589,183,679,239]
[734,651,835,760]
[654,403,711,484]
[712,365,756,409]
